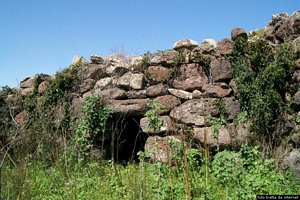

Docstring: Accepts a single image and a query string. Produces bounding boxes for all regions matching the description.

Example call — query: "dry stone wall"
[10,11,300,164]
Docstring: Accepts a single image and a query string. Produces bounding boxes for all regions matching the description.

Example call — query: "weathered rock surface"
[83,64,105,80]
[94,77,113,90]
[216,38,235,55]
[146,84,168,97]
[90,55,104,64]
[192,90,203,99]
[229,79,238,96]
[103,53,131,76]
[20,76,36,89]
[231,28,248,41]
[202,83,232,98]
[170,98,218,126]
[168,88,192,100]
[147,66,171,82]
[172,63,207,91]
[117,72,145,90]
[106,99,149,116]
[145,135,181,163]
[150,50,179,66]
[154,95,181,114]
[173,39,198,50]
[210,58,233,82]
[97,88,127,100]
[21,88,34,96]
[72,97,84,117]
[222,97,241,120]
[283,149,300,178]
[38,81,47,94]
[140,116,174,134]
[80,78,96,94]
[263,11,300,42]
[197,39,217,54]
[126,90,147,99]
[72,55,89,66]
[291,91,300,112]
[194,123,248,147]
[194,126,231,147]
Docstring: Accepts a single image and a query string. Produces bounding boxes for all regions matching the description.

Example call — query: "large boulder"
[144,135,182,163]
[117,72,145,90]
[231,28,248,41]
[147,66,171,82]
[150,50,179,66]
[126,90,147,99]
[202,83,232,98]
[210,58,233,82]
[82,64,105,80]
[197,39,217,54]
[262,12,300,42]
[173,39,198,51]
[154,95,181,114]
[291,91,300,112]
[79,78,96,94]
[94,77,113,90]
[106,99,149,116]
[90,55,104,64]
[38,81,47,94]
[172,63,208,91]
[194,123,248,147]
[194,126,231,147]
[20,76,36,89]
[97,88,127,100]
[103,53,131,76]
[170,98,218,126]
[146,84,168,97]
[222,97,241,120]
[216,38,235,55]
[72,55,89,66]
[283,149,300,178]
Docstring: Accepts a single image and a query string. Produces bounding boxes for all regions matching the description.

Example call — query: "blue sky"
[0,0,299,88]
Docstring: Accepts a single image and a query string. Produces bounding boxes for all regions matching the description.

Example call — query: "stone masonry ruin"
[3,11,300,173]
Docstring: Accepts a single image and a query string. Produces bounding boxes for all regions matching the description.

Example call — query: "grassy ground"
[1,145,299,200]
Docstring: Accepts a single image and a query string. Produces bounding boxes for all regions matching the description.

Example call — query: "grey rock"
[210,58,232,82]
[174,39,198,50]
[168,88,192,100]
[106,98,149,116]
[172,63,207,91]
[202,83,232,98]
[283,149,300,178]
[216,38,235,55]
[150,50,179,66]
[126,90,147,99]
[144,135,182,163]
[97,88,127,100]
[20,76,36,89]
[154,95,181,114]
[170,98,218,126]
[146,84,168,97]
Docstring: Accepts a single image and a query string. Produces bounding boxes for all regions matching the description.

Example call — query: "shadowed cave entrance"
[95,116,148,163]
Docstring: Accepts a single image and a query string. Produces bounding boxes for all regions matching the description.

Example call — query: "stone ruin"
[4,11,300,171]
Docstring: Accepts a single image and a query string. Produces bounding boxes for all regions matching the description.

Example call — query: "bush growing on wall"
[229,37,296,155]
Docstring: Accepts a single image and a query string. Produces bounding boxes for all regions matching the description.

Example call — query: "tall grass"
[1,143,299,200]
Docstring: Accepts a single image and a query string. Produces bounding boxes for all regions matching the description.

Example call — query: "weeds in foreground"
[1,144,299,200]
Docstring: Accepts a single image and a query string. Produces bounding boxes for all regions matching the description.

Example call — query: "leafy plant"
[229,37,296,155]
[76,93,112,153]
[144,100,164,132]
